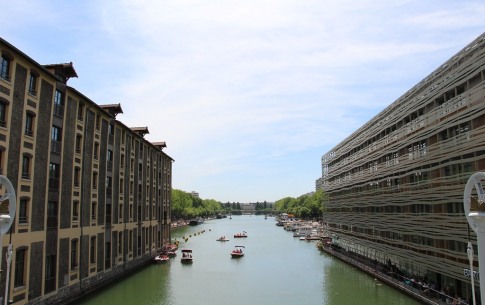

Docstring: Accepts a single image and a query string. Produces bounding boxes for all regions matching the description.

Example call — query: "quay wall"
[319,244,443,305]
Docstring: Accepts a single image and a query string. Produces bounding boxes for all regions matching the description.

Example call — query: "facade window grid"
[319,36,485,302]
[0,37,174,305]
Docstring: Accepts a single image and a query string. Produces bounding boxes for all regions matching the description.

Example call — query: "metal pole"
[467,241,476,305]
[3,244,11,305]
[464,172,485,305]
[0,175,16,305]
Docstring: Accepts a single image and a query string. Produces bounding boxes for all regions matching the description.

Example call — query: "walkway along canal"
[72,215,422,305]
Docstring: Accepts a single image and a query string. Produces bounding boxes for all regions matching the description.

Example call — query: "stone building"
[0,37,173,304]
[318,32,485,300]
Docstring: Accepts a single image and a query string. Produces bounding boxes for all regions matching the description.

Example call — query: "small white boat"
[231,246,245,258]
[154,254,170,263]
[181,249,193,263]
[216,236,229,242]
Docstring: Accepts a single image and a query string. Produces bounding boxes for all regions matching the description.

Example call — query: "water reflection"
[75,216,421,305]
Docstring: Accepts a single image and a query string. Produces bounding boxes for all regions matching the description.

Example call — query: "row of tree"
[171,189,223,219]
[273,190,325,219]
[171,189,326,220]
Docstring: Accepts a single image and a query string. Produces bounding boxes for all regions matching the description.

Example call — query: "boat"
[181,249,193,263]
[154,253,170,263]
[234,231,247,238]
[305,229,321,241]
[293,226,313,238]
[189,217,204,226]
[216,236,229,242]
[231,246,245,258]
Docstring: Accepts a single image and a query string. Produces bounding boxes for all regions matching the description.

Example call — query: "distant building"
[190,191,199,198]
[0,37,173,304]
[317,32,485,300]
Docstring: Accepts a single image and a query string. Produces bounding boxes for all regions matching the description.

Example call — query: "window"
[49,163,60,190]
[0,54,11,81]
[21,155,30,179]
[75,134,82,154]
[107,149,113,161]
[19,198,28,224]
[51,125,62,153]
[106,176,112,198]
[72,201,79,221]
[28,72,38,95]
[14,248,26,288]
[90,236,96,264]
[25,112,34,136]
[74,167,80,187]
[77,102,84,121]
[47,201,58,230]
[71,239,78,269]
[93,142,99,160]
[118,232,123,254]
[91,202,97,220]
[92,172,98,190]
[53,90,63,117]
[95,114,101,130]
[0,100,7,127]
[45,255,56,293]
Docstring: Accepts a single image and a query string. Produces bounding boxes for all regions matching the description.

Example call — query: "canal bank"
[318,243,467,305]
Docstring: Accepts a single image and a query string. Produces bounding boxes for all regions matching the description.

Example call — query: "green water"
[75,215,422,305]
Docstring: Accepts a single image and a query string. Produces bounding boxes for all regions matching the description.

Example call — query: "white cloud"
[2,0,485,202]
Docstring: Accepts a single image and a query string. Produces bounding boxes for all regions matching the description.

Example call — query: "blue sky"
[2,1,485,203]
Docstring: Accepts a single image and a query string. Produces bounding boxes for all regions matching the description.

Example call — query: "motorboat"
[189,218,204,226]
[231,246,245,258]
[154,254,170,263]
[216,236,229,242]
[234,231,247,238]
[181,249,193,263]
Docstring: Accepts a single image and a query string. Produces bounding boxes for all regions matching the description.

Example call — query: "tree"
[273,190,326,219]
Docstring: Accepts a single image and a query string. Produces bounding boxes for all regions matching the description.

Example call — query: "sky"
[2,1,485,203]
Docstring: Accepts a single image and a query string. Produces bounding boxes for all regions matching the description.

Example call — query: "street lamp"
[0,175,16,305]
[464,172,485,305]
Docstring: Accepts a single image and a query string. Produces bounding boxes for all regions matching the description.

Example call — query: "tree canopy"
[171,189,224,219]
[273,190,325,219]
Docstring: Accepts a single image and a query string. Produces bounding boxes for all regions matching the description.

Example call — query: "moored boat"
[189,217,204,226]
[154,254,170,263]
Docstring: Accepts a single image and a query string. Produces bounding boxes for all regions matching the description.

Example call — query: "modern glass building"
[318,32,485,301]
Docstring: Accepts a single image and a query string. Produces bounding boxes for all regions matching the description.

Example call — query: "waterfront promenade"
[319,244,470,305]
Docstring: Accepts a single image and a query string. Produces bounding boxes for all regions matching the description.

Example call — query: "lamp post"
[0,175,16,305]
[464,172,485,305]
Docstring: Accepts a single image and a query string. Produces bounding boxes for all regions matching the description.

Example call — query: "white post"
[464,172,485,305]
[467,241,476,305]
[0,176,17,305]
[469,214,485,305]
[4,244,12,305]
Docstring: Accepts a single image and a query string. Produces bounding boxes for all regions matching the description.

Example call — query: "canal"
[74,215,422,305]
